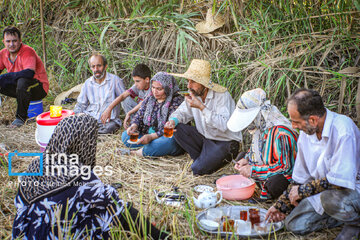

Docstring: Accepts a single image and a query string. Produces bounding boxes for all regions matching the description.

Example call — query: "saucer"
[127,140,139,144]
[194,185,214,193]
[199,219,219,231]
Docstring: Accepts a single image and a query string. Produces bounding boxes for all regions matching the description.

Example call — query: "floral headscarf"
[143,72,180,130]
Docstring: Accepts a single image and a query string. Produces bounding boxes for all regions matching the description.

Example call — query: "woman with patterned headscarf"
[227,88,298,202]
[12,114,168,239]
[120,72,184,157]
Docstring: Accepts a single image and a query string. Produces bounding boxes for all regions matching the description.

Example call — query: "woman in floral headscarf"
[121,72,184,157]
[12,114,168,240]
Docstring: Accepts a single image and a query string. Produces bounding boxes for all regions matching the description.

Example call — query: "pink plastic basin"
[216,175,256,200]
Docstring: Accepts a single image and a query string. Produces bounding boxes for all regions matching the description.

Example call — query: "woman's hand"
[235,164,252,178]
[234,158,249,170]
[127,124,138,135]
[138,133,157,145]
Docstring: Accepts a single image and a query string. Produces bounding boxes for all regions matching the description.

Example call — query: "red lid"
[36,110,75,126]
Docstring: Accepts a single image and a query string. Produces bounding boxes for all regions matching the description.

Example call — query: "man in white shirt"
[165,59,242,175]
[74,53,126,134]
[266,88,360,240]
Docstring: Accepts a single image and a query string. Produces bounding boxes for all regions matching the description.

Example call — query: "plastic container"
[216,175,255,200]
[35,110,74,151]
[27,100,43,119]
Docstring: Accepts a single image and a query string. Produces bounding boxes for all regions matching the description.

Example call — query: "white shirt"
[292,109,360,214]
[74,72,126,123]
[170,90,242,142]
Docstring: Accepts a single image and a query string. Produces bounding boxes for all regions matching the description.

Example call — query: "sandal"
[8,118,25,128]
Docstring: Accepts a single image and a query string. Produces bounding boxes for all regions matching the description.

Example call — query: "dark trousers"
[0,77,47,121]
[174,123,238,175]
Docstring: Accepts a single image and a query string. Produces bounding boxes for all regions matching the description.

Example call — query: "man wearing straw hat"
[165,59,242,175]
[227,88,298,202]
[266,89,360,240]
[0,26,48,128]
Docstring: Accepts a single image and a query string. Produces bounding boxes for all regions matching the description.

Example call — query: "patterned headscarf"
[19,114,98,205]
[143,72,180,130]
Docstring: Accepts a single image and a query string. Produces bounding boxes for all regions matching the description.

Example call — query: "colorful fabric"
[132,72,183,137]
[74,72,126,124]
[0,44,49,93]
[19,114,98,205]
[248,125,298,199]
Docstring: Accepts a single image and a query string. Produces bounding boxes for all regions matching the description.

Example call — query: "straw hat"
[170,59,227,92]
[195,9,225,34]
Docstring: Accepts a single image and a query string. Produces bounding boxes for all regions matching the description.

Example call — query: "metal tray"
[196,205,284,238]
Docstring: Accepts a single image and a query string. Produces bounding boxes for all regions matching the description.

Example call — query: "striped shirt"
[248,125,298,198]
[74,72,126,123]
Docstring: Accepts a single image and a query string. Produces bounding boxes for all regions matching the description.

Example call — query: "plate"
[127,140,139,144]
[199,219,219,231]
[196,205,284,237]
[194,185,214,193]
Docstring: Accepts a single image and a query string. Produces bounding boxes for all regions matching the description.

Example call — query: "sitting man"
[165,59,242,175]
[74,52,126,134]
[227,88,298,201]
[0,26,48,127]
[266,88,360,240]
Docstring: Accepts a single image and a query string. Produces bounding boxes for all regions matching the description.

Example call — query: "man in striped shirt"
[74,52,127,134]
[227,88,298,201]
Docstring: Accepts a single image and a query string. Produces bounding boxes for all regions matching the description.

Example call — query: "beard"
[93,71,105,80]
[302,120,317,135]
[189,86,207,97]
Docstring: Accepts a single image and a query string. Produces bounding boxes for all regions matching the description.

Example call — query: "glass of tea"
[129,131,139,142]
[249,208,260,227]
[164,126,174,138]
[240,210,248,221]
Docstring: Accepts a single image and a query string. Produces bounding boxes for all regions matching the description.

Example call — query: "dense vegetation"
[1,0,359,123]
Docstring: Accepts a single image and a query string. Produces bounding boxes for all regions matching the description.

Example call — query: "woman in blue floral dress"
[121,72,184,157]
[12,114,168,240]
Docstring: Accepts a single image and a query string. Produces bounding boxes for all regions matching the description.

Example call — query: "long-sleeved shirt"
[169,90,242,142]
[74,72,126,124]
[273,109,360,214]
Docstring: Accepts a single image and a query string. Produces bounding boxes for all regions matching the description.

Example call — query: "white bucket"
[35,124,57,152]
[35,110,74,152]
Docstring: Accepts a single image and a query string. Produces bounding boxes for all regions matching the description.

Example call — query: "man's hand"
[123,113,131,129]
[235,164,251,178]
[289,185,300,206]
[185,92,205,110]
[138,134,155,145]
[100,109,111,124]
[164,120,176,129]
[127,124,138,135]
[265,206,286,222]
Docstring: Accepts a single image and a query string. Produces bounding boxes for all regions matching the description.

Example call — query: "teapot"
[193,191,222,209]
